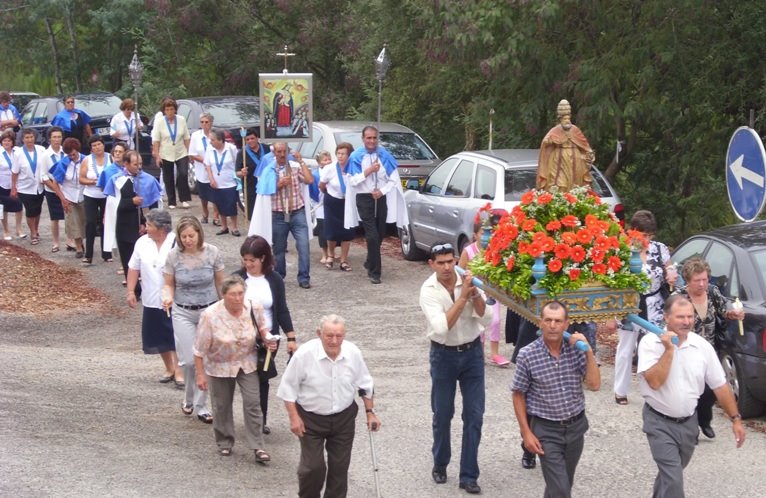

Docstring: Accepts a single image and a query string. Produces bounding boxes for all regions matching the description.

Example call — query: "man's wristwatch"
[730,413,742,422]
[365,408,375,414]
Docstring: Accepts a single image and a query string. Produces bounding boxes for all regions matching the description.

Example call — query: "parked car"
[398,149,625,260]
[671,221,766,418]
[291,121,440,185]
[19,92,156,175]
[165,96,260,191]
[10,92,40,110]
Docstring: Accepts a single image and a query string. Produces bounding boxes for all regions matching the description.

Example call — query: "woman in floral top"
[677,256,744,439]
[194,275,277,461]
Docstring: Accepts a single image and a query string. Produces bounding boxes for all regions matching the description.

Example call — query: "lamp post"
[374,44,390,129]
[128,45,144,154]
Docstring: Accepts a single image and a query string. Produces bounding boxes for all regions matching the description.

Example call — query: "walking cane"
[240,127,248,221]
[368,424,382,498]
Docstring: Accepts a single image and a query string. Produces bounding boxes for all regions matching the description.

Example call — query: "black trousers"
[161,157,191,206]
[116,238,140,296]
[296,402,358,498]
[355,193,387,279]
[84,196,111,260]
[696,384,716,428]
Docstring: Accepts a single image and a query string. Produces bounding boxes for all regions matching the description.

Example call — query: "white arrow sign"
[729,154,765,189]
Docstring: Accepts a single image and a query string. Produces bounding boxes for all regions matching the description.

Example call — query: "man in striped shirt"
[511,301,600,498]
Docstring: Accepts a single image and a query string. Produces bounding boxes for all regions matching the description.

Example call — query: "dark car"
[20,92,155,175]
[672,221,766,418]
[10,92,40,110]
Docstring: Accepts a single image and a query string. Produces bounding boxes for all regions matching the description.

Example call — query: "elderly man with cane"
[277,314,381,498]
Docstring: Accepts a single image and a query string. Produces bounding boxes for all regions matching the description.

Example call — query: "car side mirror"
[405,179,420,191]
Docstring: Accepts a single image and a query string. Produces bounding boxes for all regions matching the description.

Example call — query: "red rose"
[547,258,563,272]
[569,268,581,281]
[537,192,553,204]
[576,229,593,244]
[522,219,538,231]
[521,190,535,205]
[546,220,562,231]
[570,245,586,262]
[608,255,623,272]
[561,232,577,245]
[554,243,570,259]
[561,215,579,228]
[592,263,607,275]
[506,255,515,271]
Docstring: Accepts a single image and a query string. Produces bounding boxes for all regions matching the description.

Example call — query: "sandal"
[181,403,194,415]
[82,258,93,266]
[615,396,628,405]
[491,354,511,367]
[212,219,221,226]
[31,236,40,245]
[66,244,76,252]
[339,262,352,272]
[219,448,232,456]
[51,246,60,253]
[254,449,271,463]
[325,260,333,270]
[319,257,328,264]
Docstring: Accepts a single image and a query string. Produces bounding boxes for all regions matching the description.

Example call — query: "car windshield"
[334,131,436,160]
[65,95,122,117]
[751,250,766,291]
[504,166,611,201]
[202,101,260,126]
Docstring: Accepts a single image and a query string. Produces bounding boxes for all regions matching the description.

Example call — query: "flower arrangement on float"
[468,186,649,299]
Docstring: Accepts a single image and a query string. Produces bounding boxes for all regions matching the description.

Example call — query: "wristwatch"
[730,413,742,421]
[365,408,376,414]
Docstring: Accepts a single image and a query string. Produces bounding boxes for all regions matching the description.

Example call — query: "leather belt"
[647,404,694,424]
[533,410,585,426]
[431,337,481,352]
[175,301,216,311]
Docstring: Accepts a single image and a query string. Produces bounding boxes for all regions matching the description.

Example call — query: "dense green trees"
[3,0,765,242]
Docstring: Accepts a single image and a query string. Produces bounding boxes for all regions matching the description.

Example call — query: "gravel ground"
[1,201,765,498]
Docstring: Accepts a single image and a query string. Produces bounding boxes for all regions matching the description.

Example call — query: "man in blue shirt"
[511,301,600,498]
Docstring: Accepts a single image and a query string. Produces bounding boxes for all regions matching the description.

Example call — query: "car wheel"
[399,224,426,261]
[721,350,765,418]
[188,166,198,194]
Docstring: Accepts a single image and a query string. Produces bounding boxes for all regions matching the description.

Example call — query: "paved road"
[1,203,765,497]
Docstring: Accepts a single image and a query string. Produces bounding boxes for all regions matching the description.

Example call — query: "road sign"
[726,126,766,222]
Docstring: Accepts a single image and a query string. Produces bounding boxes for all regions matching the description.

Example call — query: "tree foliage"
[3,0,766,243]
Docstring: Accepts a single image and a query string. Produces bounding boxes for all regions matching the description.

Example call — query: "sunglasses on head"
[431,243,454,256]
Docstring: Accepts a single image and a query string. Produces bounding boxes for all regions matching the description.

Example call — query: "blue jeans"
[430,341,485,484]
[272,209,310,285]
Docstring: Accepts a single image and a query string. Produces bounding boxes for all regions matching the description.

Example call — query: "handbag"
[249,300,278,381]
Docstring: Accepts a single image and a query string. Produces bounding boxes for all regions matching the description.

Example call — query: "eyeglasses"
[200,120,210,124]
[431,243,454,255]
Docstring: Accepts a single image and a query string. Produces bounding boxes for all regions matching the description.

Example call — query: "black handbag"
[249,301,278,381]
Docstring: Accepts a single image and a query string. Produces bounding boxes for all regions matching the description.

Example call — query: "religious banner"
[258,73,313,142]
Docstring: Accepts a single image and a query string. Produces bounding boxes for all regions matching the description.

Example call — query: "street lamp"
[375,44,390,128]
[128,45,144,154]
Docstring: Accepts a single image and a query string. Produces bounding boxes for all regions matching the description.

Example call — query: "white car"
[399,149,626,260]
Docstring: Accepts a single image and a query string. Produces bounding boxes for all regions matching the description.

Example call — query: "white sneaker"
[182,201,190,208]
[168,205,176,209]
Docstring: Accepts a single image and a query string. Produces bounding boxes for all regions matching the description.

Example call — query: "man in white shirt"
[277,314,381,498]
[638,295,746,498]
[419,242,491,495]
[11,128,46,244]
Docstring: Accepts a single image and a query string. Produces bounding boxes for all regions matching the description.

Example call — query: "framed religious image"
[259,73,313,142]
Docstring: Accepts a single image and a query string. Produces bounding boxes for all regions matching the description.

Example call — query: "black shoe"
[262,425,271,435]
[299,281,311,289]
[216,228,229,236]
[459,481,481,494]
[431,466,447,484]
[700,426,716,439]
[197,413,213,424]
[370,277,381,284]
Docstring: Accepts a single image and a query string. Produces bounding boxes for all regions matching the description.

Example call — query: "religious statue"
[536,99,595,192]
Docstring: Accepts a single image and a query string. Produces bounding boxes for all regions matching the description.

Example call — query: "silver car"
[399,149,626,260]
[292,120,439,184]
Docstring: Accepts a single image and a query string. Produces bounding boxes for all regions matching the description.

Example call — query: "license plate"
[97,127,110,136]
[401,177,425,189]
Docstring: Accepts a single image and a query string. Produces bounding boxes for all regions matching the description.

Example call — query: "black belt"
[647,404,694,424]
[431,337,481,352]
[175,301,216,311]
[533,410,585,426]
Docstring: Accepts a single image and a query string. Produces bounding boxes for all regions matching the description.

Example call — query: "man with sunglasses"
[420,242,492,495]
